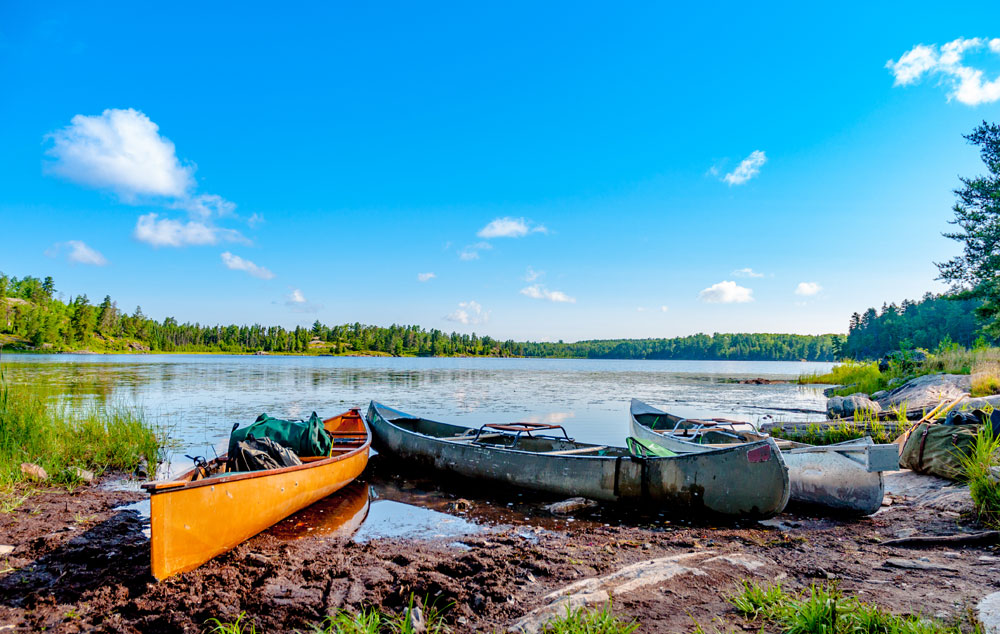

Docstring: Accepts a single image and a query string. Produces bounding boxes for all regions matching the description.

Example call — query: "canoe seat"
[541,446,607,456]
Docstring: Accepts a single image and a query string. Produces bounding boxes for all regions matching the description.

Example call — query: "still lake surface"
[1,354,834,471]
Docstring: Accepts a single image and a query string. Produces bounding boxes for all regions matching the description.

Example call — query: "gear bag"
[227,435,303,473]
[899,422,978,480]
[228,412,332,459]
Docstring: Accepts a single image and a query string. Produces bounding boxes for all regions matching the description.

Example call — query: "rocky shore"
[1,465,998,633]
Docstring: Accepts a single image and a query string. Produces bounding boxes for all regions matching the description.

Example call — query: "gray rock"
[884,558,957,573]
[979,591,1000,634]
[961,395,1000,410]
[827,395,881,419]
[545,497,598,514]
[875,373,971,415]
[871,390,888,400]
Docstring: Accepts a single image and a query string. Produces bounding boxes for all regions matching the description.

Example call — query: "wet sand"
[1,459,998,633]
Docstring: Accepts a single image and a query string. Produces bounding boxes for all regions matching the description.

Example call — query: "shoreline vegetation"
[1,272,841,361]
[0,372,159,494]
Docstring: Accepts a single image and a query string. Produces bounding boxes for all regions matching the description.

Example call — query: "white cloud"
[524,266,542,282]
[247,213,264,228]
[134,213,246,247]
[699,280,754,303]
[221,252,275,280]
[887,38,1000,105]
[795,282,822,296]
[732,267,764,278]
[660,305,669,312]
[520,284,576,303]
[417,272,436,282]
[284,288,321,313]
[46,240,108,266]
[459,241,492,261]
[45,108,193,199]
[445,300,490,325]
[723,151,767,186]
[45,108,246,248]
[477,217,548,239]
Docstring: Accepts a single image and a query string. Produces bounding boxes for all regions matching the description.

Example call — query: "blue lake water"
[1,354,833,473]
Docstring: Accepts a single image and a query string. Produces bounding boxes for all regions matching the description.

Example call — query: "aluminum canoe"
[366,401,790,519]
[629,398,893,515]
[142,408,371,580]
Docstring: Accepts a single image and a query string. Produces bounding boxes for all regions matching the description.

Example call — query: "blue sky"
[3,2,1000,341]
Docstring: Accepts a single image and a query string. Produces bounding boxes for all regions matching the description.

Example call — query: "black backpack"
[227,435,303,473]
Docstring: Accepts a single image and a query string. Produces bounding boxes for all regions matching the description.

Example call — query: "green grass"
[541,603,639,634]
[206,613,260,634]
[769,409,910,446]
[729,581,981,634]
[961,423,1000,529]
[203,602,638,634]
[0,369,159,492]
[802,347,1000,400]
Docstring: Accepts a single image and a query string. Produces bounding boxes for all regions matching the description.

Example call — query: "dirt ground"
[0,462,997,634]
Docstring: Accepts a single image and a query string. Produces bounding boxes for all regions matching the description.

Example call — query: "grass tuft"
[541,602,639,634]
[731,581,981,634]
[961,424,1000,529]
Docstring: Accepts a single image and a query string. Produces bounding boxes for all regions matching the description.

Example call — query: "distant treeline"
[0,272,840,360]
[841,293,986,359]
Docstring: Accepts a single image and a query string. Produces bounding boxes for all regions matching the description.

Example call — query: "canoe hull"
[628,402,884,515]
[146,411,370,580]
[367,402,789,518]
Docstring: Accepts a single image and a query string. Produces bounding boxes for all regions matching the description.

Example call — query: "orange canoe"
[142,408,371,580]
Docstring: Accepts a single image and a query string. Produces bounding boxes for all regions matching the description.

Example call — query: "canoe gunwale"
[143,412,372,495]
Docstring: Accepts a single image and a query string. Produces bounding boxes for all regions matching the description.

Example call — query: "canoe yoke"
[466,422,573,447]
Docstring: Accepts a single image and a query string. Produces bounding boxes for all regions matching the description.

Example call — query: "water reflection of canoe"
[629,399,896,515]
[142,409,371,580]
[366,401,790,518]
[268,481,371,541]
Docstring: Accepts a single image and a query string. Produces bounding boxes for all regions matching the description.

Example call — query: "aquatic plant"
[0,367,159,493]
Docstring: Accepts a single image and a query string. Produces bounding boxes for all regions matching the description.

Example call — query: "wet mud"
[1,459,998,633]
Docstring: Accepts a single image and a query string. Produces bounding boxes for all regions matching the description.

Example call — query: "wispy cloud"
[285,288,321,313]
[723,151,767,186]
[524,266,542,282]
[477,217,548,239]
[699,280,754,303]
[660,305,669,312]
[887,38,1000,105]
[417,272,436,282]
[444,300,490,325]
[45,108,247,247]
[732,267,765,278]
[459,242,492,261]
[134,213,247,248]
[520,284,576,303]
[221,252,275,280]
[45,240,108,266]
[795,281,822,296]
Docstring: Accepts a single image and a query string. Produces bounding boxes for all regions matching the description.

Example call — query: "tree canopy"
[937,121,1000,336]
[0,271,839,361]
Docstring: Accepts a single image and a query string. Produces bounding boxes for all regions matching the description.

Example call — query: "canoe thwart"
[541,446,608,456]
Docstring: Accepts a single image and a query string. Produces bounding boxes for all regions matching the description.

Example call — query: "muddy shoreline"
[1,462,998,633]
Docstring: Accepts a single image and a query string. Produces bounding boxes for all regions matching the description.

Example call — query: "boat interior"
[145,410,370,489]
[634,411,767,445]
[382,414,634,457]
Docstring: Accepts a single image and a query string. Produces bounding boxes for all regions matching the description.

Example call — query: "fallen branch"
[881,531,999,547]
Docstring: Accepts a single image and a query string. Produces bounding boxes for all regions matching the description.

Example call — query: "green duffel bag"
[899,422,978,480]
[227,412,332,459]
